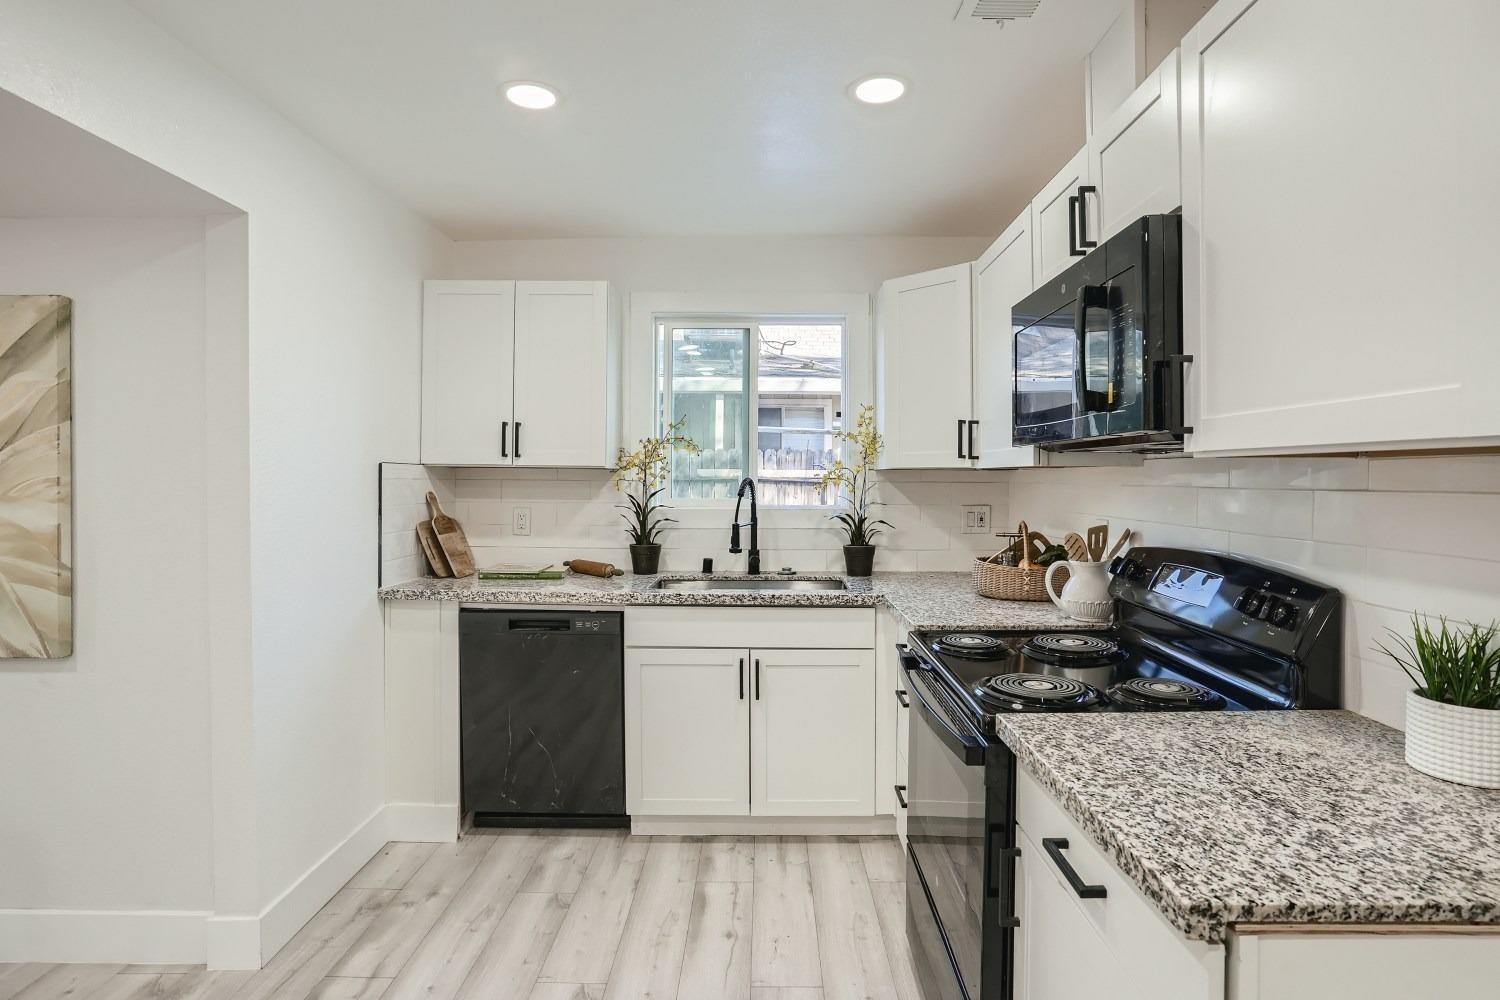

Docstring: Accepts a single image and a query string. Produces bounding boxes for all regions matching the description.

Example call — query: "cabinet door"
[1090,49,1180,245]
[421,280,514,465]
[1182,0,1500,454]
[1084,0,1145,138]
[512,280,612,467]
[1015,825,1137,1000]
[1030,146,1091,285]
[750,648,875,816]
[876,264,974,469]
[973,208,1041,468]
[625,648,750,816]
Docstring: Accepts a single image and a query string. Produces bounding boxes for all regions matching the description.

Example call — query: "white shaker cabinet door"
[1089,49,1181,245]
[625,647,750,816]
[1030,146,1091,285]
[512,280,616,467]
[973,207,1042,468]
[750,648,875,816]
[421,280,515,465]
[1182,0,1500,454]
[876,263,975,469]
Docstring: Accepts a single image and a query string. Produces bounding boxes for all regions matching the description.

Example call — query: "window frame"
[656,314,850,509]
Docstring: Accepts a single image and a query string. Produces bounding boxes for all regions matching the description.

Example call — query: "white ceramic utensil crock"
[1044,559,1114,623]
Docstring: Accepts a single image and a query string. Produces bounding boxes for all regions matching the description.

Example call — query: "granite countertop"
[996,710,1500,943]
[378,570,1102,632]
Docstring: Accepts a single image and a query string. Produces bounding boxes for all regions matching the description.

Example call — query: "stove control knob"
[1239,592,1264,617]
[1257,596,1278,621]
[1269,601,1297,629]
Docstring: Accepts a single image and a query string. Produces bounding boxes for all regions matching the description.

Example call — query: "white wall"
[442,235,990,295]
[0,0,448,966]
[0,218,214,923]
[1009,454,1500,730]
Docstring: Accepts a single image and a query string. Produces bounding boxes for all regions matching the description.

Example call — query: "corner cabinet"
[421,279,620,466]
[1181,0,1500,454]
[875,263,976,469]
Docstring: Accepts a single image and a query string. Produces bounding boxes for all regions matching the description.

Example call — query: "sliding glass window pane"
[669,327,750,500]
[755,324,844,506]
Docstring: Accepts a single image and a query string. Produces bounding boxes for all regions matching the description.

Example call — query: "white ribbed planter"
[1404,691,1500,788]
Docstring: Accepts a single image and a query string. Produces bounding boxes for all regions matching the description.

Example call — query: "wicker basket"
[973,553,1069,602]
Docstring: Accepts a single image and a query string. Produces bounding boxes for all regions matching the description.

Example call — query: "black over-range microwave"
[1011,213,1187,452]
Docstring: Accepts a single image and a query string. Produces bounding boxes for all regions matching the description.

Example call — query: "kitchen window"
[655,318,847,506]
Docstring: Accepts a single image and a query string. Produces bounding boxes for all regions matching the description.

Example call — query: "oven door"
[902,655,988,1000]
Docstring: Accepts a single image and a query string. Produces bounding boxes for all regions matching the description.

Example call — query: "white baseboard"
[0,907,209,964]
[630,815,897,836]
[251,803,390,968]
[385,801,460,843]
[204,914,260,970]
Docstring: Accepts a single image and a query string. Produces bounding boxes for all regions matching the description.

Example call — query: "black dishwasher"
[459,609,626,827]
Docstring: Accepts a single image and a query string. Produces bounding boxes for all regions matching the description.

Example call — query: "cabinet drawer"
[625,607,874,649]
[1016,768,1224,997]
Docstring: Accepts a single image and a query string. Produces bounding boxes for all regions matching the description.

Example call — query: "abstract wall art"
[0,295,72,657]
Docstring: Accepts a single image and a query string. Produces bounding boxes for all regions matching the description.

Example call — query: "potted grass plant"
[611,417,700,575]
[817,404,890,577]
[1377,614,1500,788]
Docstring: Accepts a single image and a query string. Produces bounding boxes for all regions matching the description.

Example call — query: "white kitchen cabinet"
[972,207,1042,468]
[624,647,750,816]
[876,263,975,469]
[1083,1,1144,139]
[421,281,516,466]
[625,643,875,818]
[1030,146,1091,286]
[751,648,875,816]
[1181,0,1500,454]
[1089,49,1181,245]
[420,279,620,466]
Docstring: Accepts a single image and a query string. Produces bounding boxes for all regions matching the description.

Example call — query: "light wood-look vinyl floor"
[1,832,920,1000]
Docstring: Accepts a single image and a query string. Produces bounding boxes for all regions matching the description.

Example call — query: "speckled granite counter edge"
[995,716,1500,943]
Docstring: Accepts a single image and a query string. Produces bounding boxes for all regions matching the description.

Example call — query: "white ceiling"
[0,88,236,218]
[127,0,1122,239]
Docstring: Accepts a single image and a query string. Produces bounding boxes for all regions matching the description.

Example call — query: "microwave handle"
[1072,285,1109,410]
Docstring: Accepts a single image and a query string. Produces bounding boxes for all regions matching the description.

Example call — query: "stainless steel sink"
[655,577,847,592]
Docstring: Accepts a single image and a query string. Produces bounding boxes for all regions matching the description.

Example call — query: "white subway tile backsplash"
[1315,490,1500,561]
[1367,454,1500,493]
[1140,456,1232,487]
[1198,488,1314,538]
[1227,456,1368,491]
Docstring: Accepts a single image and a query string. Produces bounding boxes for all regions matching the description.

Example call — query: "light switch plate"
[513,506,531,535]
[961,505,991,534]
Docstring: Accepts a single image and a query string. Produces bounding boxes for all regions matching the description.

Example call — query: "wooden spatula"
[426,492,475,577]
[1062,532,1090,562]
[416,520,453,577]
[1086,524,1109,562]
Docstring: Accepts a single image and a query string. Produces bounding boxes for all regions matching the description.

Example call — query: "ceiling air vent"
[954,0,1044,24]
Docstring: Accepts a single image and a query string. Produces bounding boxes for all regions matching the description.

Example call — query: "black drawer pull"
[894,784,908,809]
[1042,838,1107,899]
[738,658,745,700]
[895,689,909,708]
[501,421,509,458]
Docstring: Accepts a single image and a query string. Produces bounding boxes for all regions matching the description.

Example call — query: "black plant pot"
[629,543,662,575]
[843,545,876,577]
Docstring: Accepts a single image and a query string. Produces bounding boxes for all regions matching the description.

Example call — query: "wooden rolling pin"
[565,559,624,578]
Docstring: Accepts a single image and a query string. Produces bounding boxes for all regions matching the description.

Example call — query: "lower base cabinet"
[625,646,875,817]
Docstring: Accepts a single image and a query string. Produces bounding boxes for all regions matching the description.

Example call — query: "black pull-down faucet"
[728,477,760,574]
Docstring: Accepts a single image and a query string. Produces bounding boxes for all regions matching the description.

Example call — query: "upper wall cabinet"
[1181,0,1500,454]
[421,279,620,467]
[1084,1,1144,138]
[1089,50,1180,245]
[972,208,1043,469]
[1030,146,1092,286]
[876,263,975,470]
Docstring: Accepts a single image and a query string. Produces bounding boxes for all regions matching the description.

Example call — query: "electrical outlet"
[962,505,991,534]
[513,506,531,536]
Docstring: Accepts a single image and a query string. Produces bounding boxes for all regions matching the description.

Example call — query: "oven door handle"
[1072,284,1109,416]
[898,646,987,766]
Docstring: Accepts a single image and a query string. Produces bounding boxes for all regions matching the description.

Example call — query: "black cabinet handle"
[1067,194,1083,257]
[894,784,908,809]
[754,658,761,700]
[967,420,978,460]
[895,689,909,708]
[501,421,509,458]
[514,421,522,459]
[739,658,745,700]
[1076,185,1097,250]
[957,419,966,460]
[1042,838,1107,899]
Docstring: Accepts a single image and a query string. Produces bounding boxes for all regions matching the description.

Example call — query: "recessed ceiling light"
[503,81,559,110]
[851,75,907,105]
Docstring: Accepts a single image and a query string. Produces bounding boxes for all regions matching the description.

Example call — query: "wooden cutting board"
[424,491,475,577]
[416,519,452,577]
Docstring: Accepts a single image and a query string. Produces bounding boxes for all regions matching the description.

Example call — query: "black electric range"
[898,547,1343,1000]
